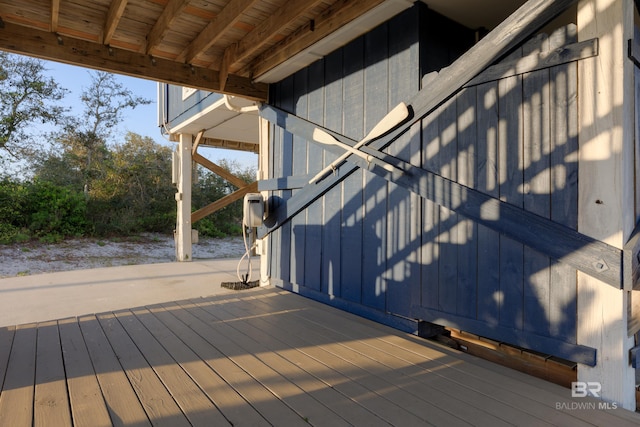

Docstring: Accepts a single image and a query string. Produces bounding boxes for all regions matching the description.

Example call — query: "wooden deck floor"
[1,286,639,426]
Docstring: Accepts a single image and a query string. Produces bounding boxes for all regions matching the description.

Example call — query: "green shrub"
[25,181,88,239]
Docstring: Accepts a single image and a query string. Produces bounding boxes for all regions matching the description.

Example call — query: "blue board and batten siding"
[267,4,582,362]
[158,84,223,129]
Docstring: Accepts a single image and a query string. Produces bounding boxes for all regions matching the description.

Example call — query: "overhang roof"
[0,0,526,102]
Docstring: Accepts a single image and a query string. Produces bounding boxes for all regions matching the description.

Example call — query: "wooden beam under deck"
[1,286,639,426]
[0,20,268,101]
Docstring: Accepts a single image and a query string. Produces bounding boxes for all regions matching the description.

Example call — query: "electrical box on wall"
[243,193,264,228]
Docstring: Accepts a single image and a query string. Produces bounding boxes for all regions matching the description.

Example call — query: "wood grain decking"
[0,286,639,426]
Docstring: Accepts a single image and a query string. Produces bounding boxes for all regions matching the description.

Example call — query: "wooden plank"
[304,59,324,292]
[455,86,478,318]
[548,24,578,343]
[289,68,308,287]
[362,23,388,311]
[227,297,453,426]
[192,153,249,189]
[158,302,310,427]
[191,181,258,223]
[96,312,191,427]
[522,34,552,337]
[113,309,229,427]
[0,20,268,100]
[0,326,15,393]
[77,315,150,427]
[177,0,261,63]
[340,37,365,304]
[385,11,420,318]
[181,300,354,427]
[321,49,343,297]
[476,80,500,324]
[0,324,36,427]
[146,0,191,54]
[58,318,111,427]
[51,0,60,32]
[103,0,128,45]
[437,97,459,315]
[497,48,525,331]
[194,297,391,426]
[465,38,598,87]
[242,292,556,427]
[420,93,441,310]
[132,306,268,427]
[146,303,290,426]
[34,321,71,427]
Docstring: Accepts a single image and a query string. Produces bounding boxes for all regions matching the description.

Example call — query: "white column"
[577,0,636,409]
[175,133,193,262]
[258,116,270,285]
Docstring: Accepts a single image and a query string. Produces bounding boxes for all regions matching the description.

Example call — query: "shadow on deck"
[0,262,639,426]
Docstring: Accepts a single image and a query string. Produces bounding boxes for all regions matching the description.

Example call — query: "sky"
[41,61,259,171]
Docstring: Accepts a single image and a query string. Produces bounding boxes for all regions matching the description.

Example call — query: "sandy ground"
[0,233,247,278]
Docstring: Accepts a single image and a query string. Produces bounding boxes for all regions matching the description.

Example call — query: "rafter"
[0,20,268,100]
[104,0,128,45]
[245,0,386,79]
[146,0,190,55]
[50,0,60,32]
[219,0,325,86]
[177,0,260,64]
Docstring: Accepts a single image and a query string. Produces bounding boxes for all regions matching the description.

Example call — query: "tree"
[0,52,68,161]
[56,71,151,192]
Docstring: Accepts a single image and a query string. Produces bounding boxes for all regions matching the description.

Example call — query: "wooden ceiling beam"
[0,20,268,100]
[146,0,190,55]
[104,0,128,45]
[177,0,260,64]
[245,0,386,79]
[51,0,60,32]
[221,0,322,75]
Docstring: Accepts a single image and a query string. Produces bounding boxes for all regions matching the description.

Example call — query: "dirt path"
[0,233,247,278]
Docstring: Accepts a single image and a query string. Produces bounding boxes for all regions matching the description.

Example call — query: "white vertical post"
[258,117,270,285]
[175,133,193,262]
[577,0,636,409]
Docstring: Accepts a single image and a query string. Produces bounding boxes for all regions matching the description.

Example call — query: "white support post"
[577,0,636,410]
[258,116,270,285]
[175,133,193,262]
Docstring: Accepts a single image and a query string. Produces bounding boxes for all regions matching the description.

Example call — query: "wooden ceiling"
[0,0,414,101]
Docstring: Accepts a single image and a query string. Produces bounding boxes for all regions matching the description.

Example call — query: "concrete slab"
[0,258,262,327]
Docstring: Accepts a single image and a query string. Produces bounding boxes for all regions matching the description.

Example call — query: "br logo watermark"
[555,382,618,410]
[571,381,601,398]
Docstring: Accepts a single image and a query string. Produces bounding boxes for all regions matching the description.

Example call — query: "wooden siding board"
[421,106,441,310]
[476,81,500,323]
[340,37,365,304]
[321,49,343,297]
[437,97,459,314]
[456,86,479,318]
[304,59,325,292]
[548,25,578,343]
[386,11,420,317]
[522,34,552,337]
[279,77,294,284]
[290,68,308,287]
[362,24,389,311]
[497,50,525,331]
